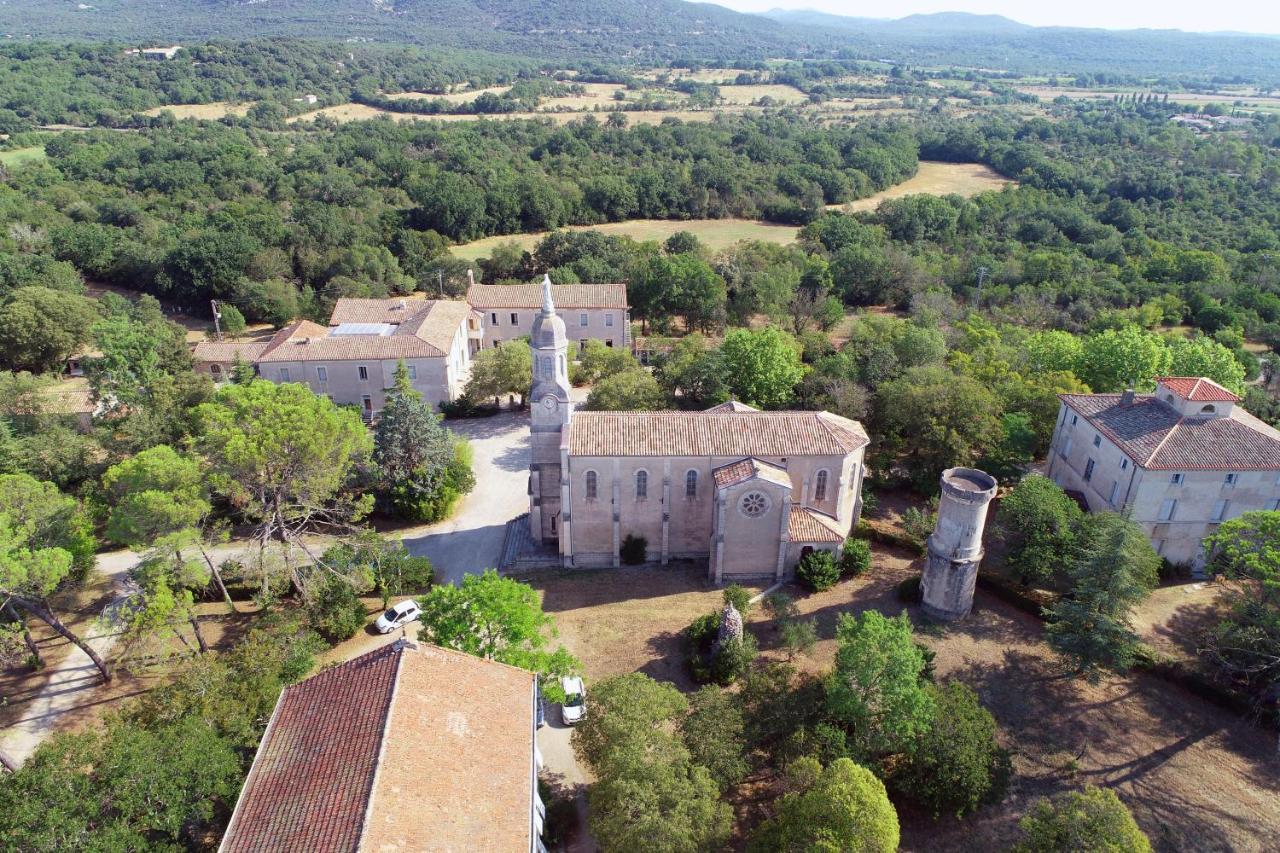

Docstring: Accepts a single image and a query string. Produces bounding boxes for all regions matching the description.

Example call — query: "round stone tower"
[920,467,998,621]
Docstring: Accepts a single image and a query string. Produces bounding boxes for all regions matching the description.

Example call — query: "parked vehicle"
[560,675,587,725]
[374,600,421,634]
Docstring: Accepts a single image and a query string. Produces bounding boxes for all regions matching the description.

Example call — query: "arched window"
[636,470,648,500]
[585,471,598,501]
[1200,404,1217,415]
[541,357,553,379]
[814,469,829,503]
[685,470,698,498]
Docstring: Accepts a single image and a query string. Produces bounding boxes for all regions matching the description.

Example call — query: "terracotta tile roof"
[328,296,432,325]
[256,302,472,363]
[220,642,537,853]
[789,506,846,543]
[467,283,628,310]
[220,643,401,853]
[713,457,791,489]
[567,411,868,458]
[191,341,270,363]
[704,400,759,413]
[1156,376,1242,403]
[361,644,536,853]
[1060,393,1280,470]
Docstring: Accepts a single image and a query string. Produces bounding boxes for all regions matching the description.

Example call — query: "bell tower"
[528,275,572,545]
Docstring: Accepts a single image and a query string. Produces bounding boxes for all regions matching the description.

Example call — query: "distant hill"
[1,1,1278,80]
[763,9,1280,79]
[0,0,834,62]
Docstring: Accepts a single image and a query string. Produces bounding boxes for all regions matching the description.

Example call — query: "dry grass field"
[384,85,512,102]
[718,83,809,104]
[522,548,1280,852]
[142,102,255,119]
[451,218,799,262]
[289,103,727,126]
[1019,86,1280,113]
[828,160,1012,211]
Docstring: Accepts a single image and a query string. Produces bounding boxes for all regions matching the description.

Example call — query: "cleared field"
[385,85,512,103]
[539,82,635,110]
[0,146,47,167]
[289,103,726,126]
[142,101,254,119]
[718,83,808,104]
[828,160,1012,211]
[452,218,799,261]
[1020,86,1280,112]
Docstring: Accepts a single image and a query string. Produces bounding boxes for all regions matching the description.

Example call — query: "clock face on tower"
[541,395,559,413]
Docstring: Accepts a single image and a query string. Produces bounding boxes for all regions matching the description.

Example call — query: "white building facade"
[1047,377,1280,567]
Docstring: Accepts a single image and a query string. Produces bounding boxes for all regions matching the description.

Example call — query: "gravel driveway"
[402,409,531,585]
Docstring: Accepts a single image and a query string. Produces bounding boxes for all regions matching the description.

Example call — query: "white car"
[560,675,587,725]
[375,600,421,634]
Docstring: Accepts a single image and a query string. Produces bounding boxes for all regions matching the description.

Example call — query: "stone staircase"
[499,513,561,572]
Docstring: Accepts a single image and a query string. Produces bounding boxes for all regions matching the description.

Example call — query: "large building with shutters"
[1047,376,1280,567]
[525,276,867,582]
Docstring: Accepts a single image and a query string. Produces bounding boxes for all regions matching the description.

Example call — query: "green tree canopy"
[466,340,532,404]
[1045,513,1160,681]
[103,445,210,547]
[748,757,899,853]
[720,326,807,409]
[1077,326,1171,392]
[996,475,1084,586]
[416,569,578,685]
[825,610,934,758]
[0,286,98,374]
[582,368,667,411]
[1014,787,1151,853]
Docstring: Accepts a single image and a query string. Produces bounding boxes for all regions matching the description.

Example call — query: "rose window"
[741,492,769,517]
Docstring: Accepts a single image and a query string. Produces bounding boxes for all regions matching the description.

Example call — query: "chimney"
[467,268,475,287]
[1120,388,1135,406]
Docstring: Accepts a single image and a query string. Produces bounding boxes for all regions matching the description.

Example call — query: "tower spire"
[541,273,555,315]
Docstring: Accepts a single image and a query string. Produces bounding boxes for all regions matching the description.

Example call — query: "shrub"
[780,618,818,659]
[893,682,1011,818]
[217,304,246,336]
[437,394,500,419]
[840,538,872,577]
[763,591,798,620]
[723,583,752,614]
[710,634,758,685]
[1014,787,1151,853]
[897,576,922,604]
[860,487,879,516]
[620,533,647,565]
[797,550,840,592]
[900,506,936,554]
[305,575,368,643]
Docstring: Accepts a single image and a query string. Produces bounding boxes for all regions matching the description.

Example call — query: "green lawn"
[0,146,47,168]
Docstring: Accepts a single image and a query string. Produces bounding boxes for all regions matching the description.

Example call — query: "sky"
[714,1,1280,36]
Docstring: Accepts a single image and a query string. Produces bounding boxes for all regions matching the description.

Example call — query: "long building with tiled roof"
[193,299,481,417]
[1048,377,1280,567]
[523,277,865,582]
[468,282,629,351]
[220,640,543,853]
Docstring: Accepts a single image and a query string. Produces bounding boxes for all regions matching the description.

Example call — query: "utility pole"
[438,269,444,298]
[210,299,223,341]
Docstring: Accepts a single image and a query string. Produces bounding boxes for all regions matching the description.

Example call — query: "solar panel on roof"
[331,322,396,336]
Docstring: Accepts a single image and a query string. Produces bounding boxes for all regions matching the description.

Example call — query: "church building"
[527,276,869,583]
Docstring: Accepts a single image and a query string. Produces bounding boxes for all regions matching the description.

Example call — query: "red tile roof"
[1060,392,1280,470]
[192,341,271,363]
[219,642,537,853]
[1156,376,1241,403]
[713,457,791,489]
[328,296,434,325]
[704,400,759,413]
[220,643,401,853]
[467,283,628,310]
[788,506,846,543]
[255,302,472,363]
[567,411,868,458]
